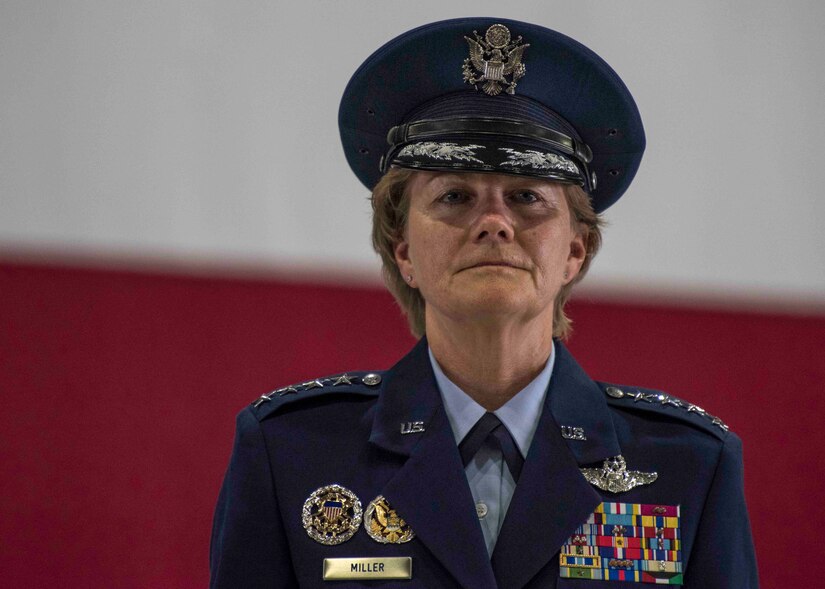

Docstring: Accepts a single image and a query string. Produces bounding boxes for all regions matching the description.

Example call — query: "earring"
[406,275,413,283]
[563,271,569,279]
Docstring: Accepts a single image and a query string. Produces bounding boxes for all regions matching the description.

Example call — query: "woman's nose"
[473,198,515,243]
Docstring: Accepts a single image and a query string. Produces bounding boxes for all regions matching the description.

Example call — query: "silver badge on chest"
[579,455,658,493]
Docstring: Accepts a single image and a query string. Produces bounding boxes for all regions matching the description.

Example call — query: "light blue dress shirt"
[429,344,555,556]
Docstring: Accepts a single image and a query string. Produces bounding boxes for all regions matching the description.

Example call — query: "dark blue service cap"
[339,17,645,212]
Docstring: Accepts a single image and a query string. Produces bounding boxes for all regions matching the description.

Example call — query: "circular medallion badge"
[364,495,415,544]
[485,23,511,48]
[302,484,363,545]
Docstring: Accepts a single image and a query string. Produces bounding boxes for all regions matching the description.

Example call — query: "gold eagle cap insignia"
[579,455,658,493]
[462,24,529,96]
[364,496,415,544]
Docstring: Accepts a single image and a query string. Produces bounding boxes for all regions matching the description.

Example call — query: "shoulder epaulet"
[249,371,384,421]
[597,382,731,439]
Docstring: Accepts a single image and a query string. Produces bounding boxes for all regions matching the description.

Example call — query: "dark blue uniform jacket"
[210,338,758,588]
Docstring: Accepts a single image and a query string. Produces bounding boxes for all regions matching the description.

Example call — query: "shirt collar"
[429,344,555,458]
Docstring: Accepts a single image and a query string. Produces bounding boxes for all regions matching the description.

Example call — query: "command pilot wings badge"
[463,24,529,96]
[580,455,658,494]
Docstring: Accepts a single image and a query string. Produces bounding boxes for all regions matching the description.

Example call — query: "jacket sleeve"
[685,432,759,588]
[210,407,299,588]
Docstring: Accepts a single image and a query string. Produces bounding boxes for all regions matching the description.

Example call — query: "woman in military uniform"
[210,17,758,588]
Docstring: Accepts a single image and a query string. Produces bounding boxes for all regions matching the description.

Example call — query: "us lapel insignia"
[560,502,683,584]
[400,421,425,435]
[364,495,415,544]
[302,484,363,545]
[561,425,587,441]
[580,455,658,493]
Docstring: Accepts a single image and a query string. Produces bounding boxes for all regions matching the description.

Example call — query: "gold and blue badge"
[364,495,415,544]
[560,502,683,584]
[302,484,362,545]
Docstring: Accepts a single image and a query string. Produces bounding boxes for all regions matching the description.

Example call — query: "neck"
[425,311,555,411]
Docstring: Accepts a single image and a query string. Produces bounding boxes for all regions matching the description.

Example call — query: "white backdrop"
[2,1,823,307]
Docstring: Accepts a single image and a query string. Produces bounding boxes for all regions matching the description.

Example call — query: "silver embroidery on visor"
[397,142,485,164]
[499,148,580,175]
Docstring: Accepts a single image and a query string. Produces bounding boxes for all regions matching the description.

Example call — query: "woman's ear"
[564,228,587,283]
[394,239,416,288]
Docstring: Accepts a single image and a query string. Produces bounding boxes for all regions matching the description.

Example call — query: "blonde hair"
[370,167,604,339]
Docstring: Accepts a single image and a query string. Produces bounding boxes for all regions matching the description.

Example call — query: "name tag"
[323,557,412,580]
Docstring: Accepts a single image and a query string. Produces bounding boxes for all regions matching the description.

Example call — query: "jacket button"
[362,373,382,386]
[605,386,625,398]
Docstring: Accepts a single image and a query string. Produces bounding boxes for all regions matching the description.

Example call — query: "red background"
[2,260,822,588]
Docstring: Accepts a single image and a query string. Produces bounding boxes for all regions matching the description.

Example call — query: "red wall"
[2,261,822,588]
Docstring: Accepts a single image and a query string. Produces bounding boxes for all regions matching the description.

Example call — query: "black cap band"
[386,117,592,163]
[384,117,595,191]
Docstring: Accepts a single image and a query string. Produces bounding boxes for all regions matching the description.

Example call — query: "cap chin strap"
[383,116,595,192]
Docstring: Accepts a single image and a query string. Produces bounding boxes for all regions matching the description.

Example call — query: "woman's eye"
[512,190,541,204]
[438,191,468,204]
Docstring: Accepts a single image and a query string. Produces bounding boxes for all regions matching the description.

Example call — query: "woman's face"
[394,171,586,327]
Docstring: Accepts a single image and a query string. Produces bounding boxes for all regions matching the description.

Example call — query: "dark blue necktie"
[458,412,524,482]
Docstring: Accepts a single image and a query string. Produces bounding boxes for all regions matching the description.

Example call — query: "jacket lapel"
[368,338,498,589]
[491,342,621,589]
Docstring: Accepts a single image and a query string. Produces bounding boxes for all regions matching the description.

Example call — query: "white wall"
[2,1,823,305]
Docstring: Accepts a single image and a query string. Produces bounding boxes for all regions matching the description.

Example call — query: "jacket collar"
[368,337,622,589]
[369,338,621,464]
[369,337,498,589]
[491,340,621,589]
[548,340,622,464]
[368,337,442,457]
